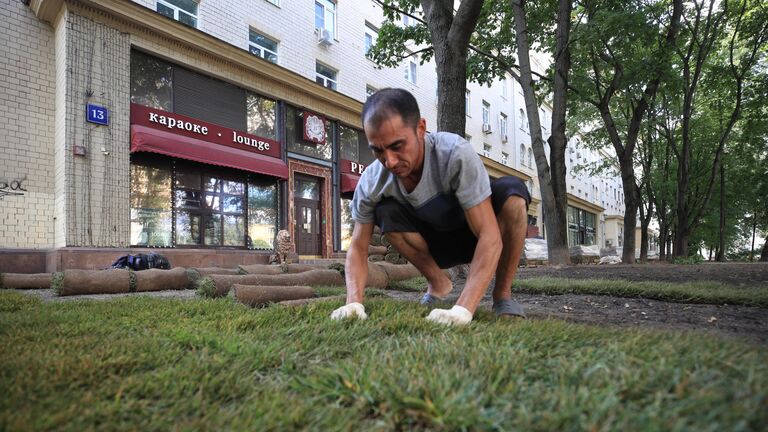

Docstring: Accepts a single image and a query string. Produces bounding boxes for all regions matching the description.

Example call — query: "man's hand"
[426,305,473,326]
[331,302,368,321]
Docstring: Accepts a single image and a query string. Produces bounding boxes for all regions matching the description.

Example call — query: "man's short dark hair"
[362,88,421,131]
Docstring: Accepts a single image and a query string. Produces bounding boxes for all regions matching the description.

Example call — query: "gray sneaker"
[492,298,526,318]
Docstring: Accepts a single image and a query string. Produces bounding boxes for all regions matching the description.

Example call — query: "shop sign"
[340,159,366,175]
[130,103,281,158]
[86,104,109,125]
[303,111,326,145]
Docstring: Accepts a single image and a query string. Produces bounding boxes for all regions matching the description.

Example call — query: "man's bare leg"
[385,231,453,298]
[493,196,528,302]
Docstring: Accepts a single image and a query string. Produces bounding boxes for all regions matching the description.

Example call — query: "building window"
[527,148,533,168]
[483,144,491,158]
[465,90,471,116]
[339,125,360,161]
[501,77,508,99]
[519,144,525,168]
[315,0,336,38]
[567,206,597,247]
[501,152,508,166]
[130,50,173,111]
[340,197,354,251]
[528,180,534,195]
[247,182,278,249]
[364,23,377,56]
[246,93,277,139]
[157,0,198,27]
[365,85,377,99]
[316,62,338,90]
[286,105,333,161]
[249,30,278,64]
[519,108,527,131]
[482,101,490,127]
[404,55,417,84]
[618,226,624,247]
[499,113,508,139]
[130,158,278,249]
[130,164,173,247]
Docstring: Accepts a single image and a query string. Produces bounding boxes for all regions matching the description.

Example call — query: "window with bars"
[156,0,198,27]
[248,30,278,64]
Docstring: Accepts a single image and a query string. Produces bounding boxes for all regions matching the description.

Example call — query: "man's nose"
[383,150,398,169]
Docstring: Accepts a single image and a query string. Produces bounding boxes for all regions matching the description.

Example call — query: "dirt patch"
[384,290,768,345]
[518,262,768,287]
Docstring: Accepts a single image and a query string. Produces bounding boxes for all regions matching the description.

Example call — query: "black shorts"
[373,176,531,268]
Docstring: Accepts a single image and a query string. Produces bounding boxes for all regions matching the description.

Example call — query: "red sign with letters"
[130,103,281,159]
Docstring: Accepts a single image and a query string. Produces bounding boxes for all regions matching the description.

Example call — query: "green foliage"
[1,291,766,430]
[670,255,705,265]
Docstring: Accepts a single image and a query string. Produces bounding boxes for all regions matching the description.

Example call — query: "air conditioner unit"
[317,29,333,46]
[482,123,492,134]
[501,134,508,143]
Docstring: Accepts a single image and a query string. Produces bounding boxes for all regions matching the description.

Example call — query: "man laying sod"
[331,88,530,326]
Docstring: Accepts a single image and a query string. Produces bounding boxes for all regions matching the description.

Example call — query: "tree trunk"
[750,215,757,261]
[760,238,768,262]
[420,0,484,135]
[659,224,668,260]
[510,0,571,265]
[716,161,726,261]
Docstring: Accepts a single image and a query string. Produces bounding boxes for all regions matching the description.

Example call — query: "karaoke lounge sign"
[130,103,281,158]
[303,111,326,145]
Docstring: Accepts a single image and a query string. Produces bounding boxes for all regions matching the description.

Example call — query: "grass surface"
[513,277,768,307]
[1,290,766,431]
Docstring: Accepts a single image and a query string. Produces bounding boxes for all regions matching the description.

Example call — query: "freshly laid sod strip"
[1,290,766,430]
[513,277,768,307]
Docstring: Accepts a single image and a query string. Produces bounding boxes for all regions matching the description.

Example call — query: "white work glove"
[331,302,368,321]
[426,305,473,326]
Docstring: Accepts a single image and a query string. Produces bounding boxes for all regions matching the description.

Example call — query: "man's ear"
[417,117,427,138]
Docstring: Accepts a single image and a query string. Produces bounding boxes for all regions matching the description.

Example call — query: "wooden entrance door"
[294,175,321,256]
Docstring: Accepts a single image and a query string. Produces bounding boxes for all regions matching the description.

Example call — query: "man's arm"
[455,197,502,314]
[345,222,374,304]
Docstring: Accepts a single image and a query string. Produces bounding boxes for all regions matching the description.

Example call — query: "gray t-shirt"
[350,132,491,231]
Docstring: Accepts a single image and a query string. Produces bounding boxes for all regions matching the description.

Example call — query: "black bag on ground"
[110,252,171,270]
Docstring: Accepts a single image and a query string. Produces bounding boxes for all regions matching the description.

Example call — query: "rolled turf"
[232,284,315,307]
[0,273,52,290]
[53,269,131,296]
[198,269,345,298]
[134,268,192,292]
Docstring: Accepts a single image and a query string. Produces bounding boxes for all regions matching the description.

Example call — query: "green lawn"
[1,290,766,431]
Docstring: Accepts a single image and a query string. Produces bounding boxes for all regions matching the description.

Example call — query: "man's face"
[364,114,426,180]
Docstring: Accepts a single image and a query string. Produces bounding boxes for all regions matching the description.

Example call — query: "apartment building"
[1,0,627,272]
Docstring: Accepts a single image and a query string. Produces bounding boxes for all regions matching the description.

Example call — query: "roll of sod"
[233,285,315,307]
[197,269,345,298]
[134,267,192,292]
[368,245,388,256]
[53,269,131,296]
[366,262,389,289]
[192,267,241,276]
[0,273,53,290]
[278,295,345,307]
[284,264,323,274]
[374,263,422,281]
[237,264,285,275]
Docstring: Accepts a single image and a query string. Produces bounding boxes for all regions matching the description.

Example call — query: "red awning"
[131,125,288,179]
[340,173,360,193]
